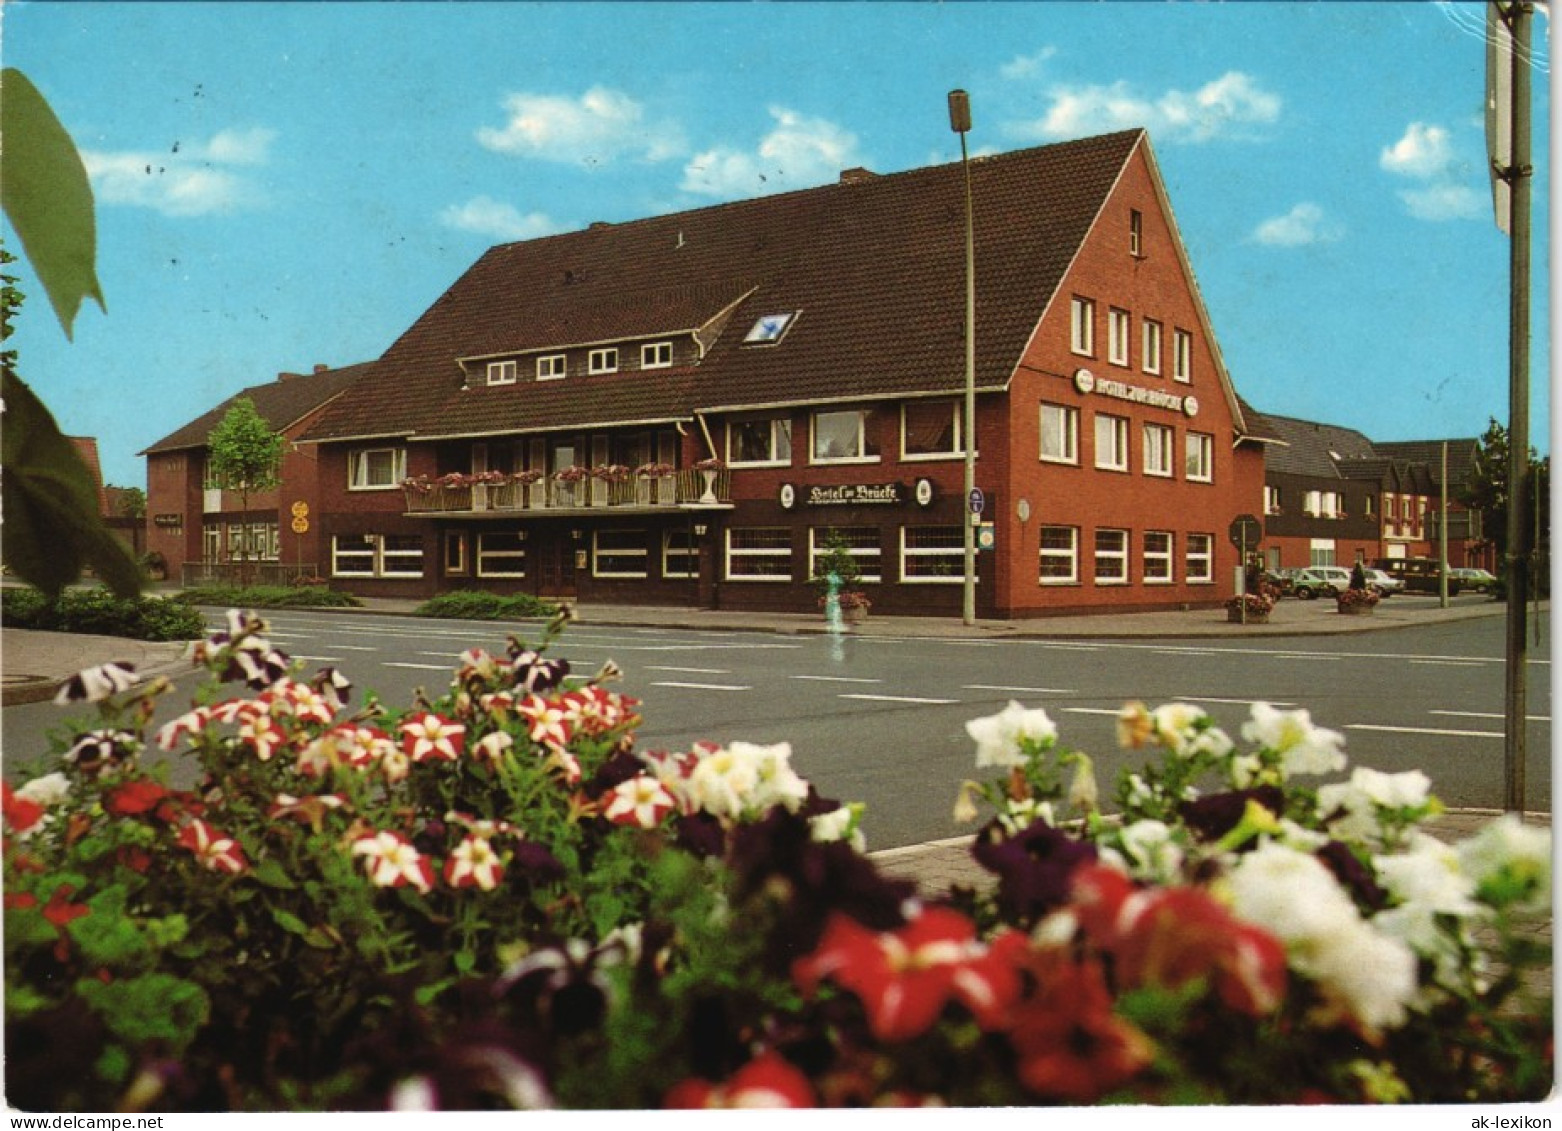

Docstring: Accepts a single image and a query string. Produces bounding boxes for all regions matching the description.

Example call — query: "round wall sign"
[1183,395,1200,418]
[779,483,796,510]
[1073,367,1096,395]
[914,478,934,507]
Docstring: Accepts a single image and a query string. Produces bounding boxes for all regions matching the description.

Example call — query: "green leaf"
[250,857,299,890]
[270,907,310,937]
[1,369,144,597]
[0,69,104,338]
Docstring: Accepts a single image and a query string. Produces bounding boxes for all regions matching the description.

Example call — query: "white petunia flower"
[15,772,71,807]
[965,701,1057,768]
[1242,702,1347,777]
[1457,815,1552,913]
[1116,819,1184,884]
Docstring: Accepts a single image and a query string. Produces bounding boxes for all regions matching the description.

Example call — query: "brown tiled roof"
[1372,438,1480,489]
[141,362,375,454]
[68,436,109,515]
[1258,413,1377,478]
[304,130,1146,442]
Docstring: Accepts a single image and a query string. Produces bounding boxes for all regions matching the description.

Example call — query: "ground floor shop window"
[332,534,424,579]
[809,527,881,584]
[663,530,698,579]
[1039,526,1079,584]
[476,532,526,578]
[1094,528,1128,584]
[726,528,792,580]
[444,532,468,576]
[1143,531,1173,583]
[1185,533,1214,582]
[900,526,963,583]
[594,530,648,578]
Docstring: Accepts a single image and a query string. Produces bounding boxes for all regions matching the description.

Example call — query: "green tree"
[1,69,140,598]
[1462,417,1548,560]
[207,397,284,585]
[112,486,147,520]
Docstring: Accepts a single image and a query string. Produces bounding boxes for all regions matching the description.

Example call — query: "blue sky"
[4,1,1551,489]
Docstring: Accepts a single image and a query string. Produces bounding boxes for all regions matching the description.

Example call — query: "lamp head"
[947,89,972,134]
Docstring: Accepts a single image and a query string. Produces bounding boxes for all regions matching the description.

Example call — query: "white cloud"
[1397,184,1485,222]
[1000,47,1057,80]
[440,196,563,241]
[82,127,275,216]
[1251,202,1343,247]
[476,86,684,165]
[1380,122,1455,178]
[1015,70,1280,144]
[682,107,862,198]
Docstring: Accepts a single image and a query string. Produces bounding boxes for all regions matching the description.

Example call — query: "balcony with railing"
[403,467,731,516]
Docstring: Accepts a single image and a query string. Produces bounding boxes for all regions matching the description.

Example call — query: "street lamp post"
[949,89,977,626]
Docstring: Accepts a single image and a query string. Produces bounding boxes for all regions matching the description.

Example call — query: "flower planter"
[1337,603,1375,616]
[698,469,719,504]
[842,605,868,625]
[1227,608,1269,624]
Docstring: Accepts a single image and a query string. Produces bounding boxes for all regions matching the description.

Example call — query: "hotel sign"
[806,482,905,507]
[1074,368,1199,418]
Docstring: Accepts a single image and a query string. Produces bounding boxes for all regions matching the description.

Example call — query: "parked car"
[1450,567,1497,593]
[1289,566,1353,599]
[1363,568,1405,597]
[1371,557,1464,597]
[1261,569,1295,597]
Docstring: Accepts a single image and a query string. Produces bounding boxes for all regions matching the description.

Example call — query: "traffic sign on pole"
[968,487,985,516]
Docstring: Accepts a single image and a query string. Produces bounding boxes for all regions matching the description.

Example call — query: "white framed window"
[1143,531,1173,583]
[486,360,517,386]
[444,532,468,576]
[1172,329,1193,384]
[1070,297,1095,357]
[476,532,527,578]
[537,354,567,380]
[588,347,619,374]
[811,408,877,464]
[1143,423,1174,478]
[809,527,882,584]
[348,447,406,491]
[1265,485,1282,515]
[1039,526,1079,584]
[1185,432,1214,482]
[332,533,424,579]
[1040,403,1079,465]
[1186,533,1214,583]
[1142,319,1163,375]
[1303,490,1321,517]
[1129,209,1143,256]
[1108,308,1130,366]
[726,528,793,580]
[900,526,965,583]
[202,524,221,563]
[641,341,673,369]
[593,529,647,578]
[727,416,792,466]
[381,535,425,578]
[248,522,280,561]
[662,530,698,579]
[1094,528,1129,585]
[901,399,962,460]
[1095,414,1129,472]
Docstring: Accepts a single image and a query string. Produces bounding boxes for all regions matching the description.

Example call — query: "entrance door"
[536,534,578,597]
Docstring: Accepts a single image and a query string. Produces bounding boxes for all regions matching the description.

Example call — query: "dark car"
[1371,558,1463,596]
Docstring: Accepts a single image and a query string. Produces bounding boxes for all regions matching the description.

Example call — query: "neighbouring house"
[1252,411,1486,572]
[65,436,144,558]
[141,363,373,584]
[299,129,1270,617]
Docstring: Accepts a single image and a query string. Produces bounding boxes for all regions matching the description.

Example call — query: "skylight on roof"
[743,311,798,345]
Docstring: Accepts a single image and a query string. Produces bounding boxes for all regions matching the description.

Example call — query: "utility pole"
[1488,1,1532,815]
[1439,441,1449,609]
[949,90,978,626]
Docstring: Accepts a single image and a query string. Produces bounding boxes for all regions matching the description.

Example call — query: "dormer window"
[743,312,797,345]
[588,347,619,374]
[537,354,567,380]
[642,341,673,369]
[486,360,517,386]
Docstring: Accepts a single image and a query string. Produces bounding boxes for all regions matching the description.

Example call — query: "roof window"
[743,312,798,345]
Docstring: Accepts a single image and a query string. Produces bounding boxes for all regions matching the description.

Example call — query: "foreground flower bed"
[4,611,1551,1109]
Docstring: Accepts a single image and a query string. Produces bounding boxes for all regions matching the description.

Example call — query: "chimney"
[839,167,877,184]
[314,363,329,373]
[277,371,304,382]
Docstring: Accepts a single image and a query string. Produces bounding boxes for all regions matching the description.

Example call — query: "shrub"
[0,587,206,641]
[181,585,362,609]
[2,611,1550,1111]
[413,589,558,621]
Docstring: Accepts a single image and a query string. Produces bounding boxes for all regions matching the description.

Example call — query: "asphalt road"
[3,610,1550,851]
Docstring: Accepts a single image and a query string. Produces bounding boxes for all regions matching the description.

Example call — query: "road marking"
[651,681,752,692]
[1432,710,1551,722]
[840,693,959,705]
[329,644,380,651]
[792,674,883,684]
[1038,643,1105,652]
[1175,695,1296,707]
[1410,659,1486,668]
[645,665,731,674]
[383,662,458,672]
[1062,707,1127,717]
[1345,723,1502,739]
[291,655,343,663]
[964,684,1075,695]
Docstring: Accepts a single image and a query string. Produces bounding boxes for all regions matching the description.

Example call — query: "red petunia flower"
[399,712,465,762]
[664,1051,815,1109]
[1,784,46,835]
[175,819,250,875]
[792,907,1029,1042]
[105,780,171,817]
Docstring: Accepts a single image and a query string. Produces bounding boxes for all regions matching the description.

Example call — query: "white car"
[1289,566,1353,599]
[1363,568,1405,596]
